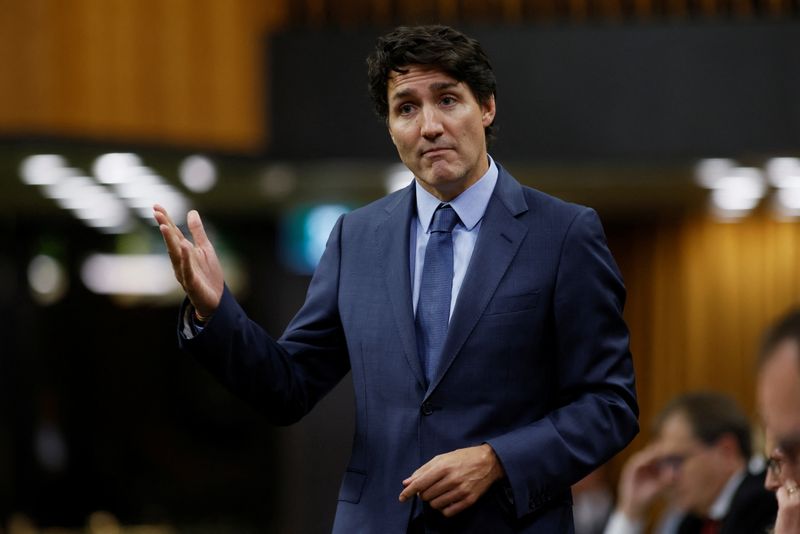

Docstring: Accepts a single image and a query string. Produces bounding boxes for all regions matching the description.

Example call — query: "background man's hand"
[398,444,505,518]
[774,481,800,534]
[616,445,674,521]
[153,204,224,319]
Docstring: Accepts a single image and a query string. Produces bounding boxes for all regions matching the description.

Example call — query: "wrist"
[194,307,213,323]
[481,444,505,481]
[619,501,646,522]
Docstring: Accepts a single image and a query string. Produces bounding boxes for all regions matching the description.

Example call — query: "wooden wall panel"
[612,212,800,450]
[0,0,796,152]
[0,0,286,152]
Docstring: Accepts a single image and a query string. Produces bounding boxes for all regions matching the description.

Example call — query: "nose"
[765,466,782,492]
[420,105,444,140]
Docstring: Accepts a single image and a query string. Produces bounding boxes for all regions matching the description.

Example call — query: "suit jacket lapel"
[377,184,426,389]
[426,168,529,397]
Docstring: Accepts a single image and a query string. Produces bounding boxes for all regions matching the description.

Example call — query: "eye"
[440,96,456,106]
[398,103,415,115]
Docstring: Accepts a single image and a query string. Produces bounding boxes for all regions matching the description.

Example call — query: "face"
[764,429,794,492]
[759,340,800,441]
[758,339,800,478]
[386,65,496,202]
[656,412,732,516]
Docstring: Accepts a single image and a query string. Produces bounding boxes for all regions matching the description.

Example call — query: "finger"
[179,239,197,290]
[399,478,423,502]
[783,481,800,502]
[419,477,454,503]
[441,498,472,518]
[159,220,190,282]
[399,469,441,502]
[428,486,463,509]
[430,486,477,517]
[153,204,179,230]
[187,210,212,249]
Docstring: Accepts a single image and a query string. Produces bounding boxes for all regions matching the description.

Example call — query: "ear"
[481,94,496,127]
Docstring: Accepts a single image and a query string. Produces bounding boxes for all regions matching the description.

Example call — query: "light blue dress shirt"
[411,156,498,319]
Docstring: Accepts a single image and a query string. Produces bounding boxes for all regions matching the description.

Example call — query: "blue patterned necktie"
[416,204,460,385]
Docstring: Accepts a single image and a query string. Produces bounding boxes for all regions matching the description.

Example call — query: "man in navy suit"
[155,24,638,533]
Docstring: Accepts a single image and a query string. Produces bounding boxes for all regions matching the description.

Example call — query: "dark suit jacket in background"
[179,164,640,533]
[677,470,777,534]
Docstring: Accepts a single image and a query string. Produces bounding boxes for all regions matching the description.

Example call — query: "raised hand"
[616,445,675,521]
[153,204,224,319]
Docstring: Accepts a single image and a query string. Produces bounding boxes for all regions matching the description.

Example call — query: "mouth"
[421,147,453,158]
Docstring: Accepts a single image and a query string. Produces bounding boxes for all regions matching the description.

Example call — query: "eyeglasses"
[767,456,784,477]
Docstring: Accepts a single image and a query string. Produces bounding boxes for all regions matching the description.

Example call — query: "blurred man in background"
[155,24,638,533]
[757,310,800,533]
[605,391,776,534]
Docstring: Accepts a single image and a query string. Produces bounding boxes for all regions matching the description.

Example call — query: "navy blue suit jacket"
[179,164,639,533]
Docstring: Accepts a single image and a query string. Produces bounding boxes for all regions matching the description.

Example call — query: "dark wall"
[268,22,800,161]
[1,215,353,533]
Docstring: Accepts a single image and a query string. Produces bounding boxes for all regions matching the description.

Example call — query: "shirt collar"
[707,468,746,520]
[415,155,498,232]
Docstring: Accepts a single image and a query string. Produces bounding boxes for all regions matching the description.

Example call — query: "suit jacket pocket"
[338,469,367,503]
[484,291,540,316]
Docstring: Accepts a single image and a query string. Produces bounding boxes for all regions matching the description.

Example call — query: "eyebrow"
[389,81,461,103]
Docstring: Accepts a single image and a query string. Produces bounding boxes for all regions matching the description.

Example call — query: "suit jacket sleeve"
[178,215,351,425]
[486,207,639,517]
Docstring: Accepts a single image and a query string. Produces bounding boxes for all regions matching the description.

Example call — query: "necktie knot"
[430,204,459,234]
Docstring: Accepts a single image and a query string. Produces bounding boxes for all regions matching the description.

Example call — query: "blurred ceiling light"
[180,154,217,193]
[774,187,800,216]
[19,154,68,185]
[42,174,93,200]
[385,164,414,194]
[28,254,68,305]
[708,167,766,219]
[92,152,142,184]
[81,254,181,296]
[694,158,736,189]
[766,157,800,189]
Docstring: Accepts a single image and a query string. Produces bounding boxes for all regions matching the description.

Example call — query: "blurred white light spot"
[385,164,414,194]
[695,158,736,189]
[773,187,800,218]
[81,254,181,296]
[93,153,142,184]
[28,254,68,305]
[43,174,94,200]
[766,157,800,189]
[180,155,217,193]
[708,167,766,219]
[19,154,68,185]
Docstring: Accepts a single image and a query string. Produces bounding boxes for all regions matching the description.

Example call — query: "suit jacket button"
[421,402,434,416]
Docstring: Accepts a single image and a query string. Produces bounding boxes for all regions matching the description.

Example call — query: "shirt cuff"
[604,510,644,534]
[181,305,205,339]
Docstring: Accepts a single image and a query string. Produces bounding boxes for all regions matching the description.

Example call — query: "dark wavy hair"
[654,391,752,460]
[366,25,497,144]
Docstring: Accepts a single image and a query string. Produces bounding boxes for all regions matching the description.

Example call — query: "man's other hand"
[399,444,505,517]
